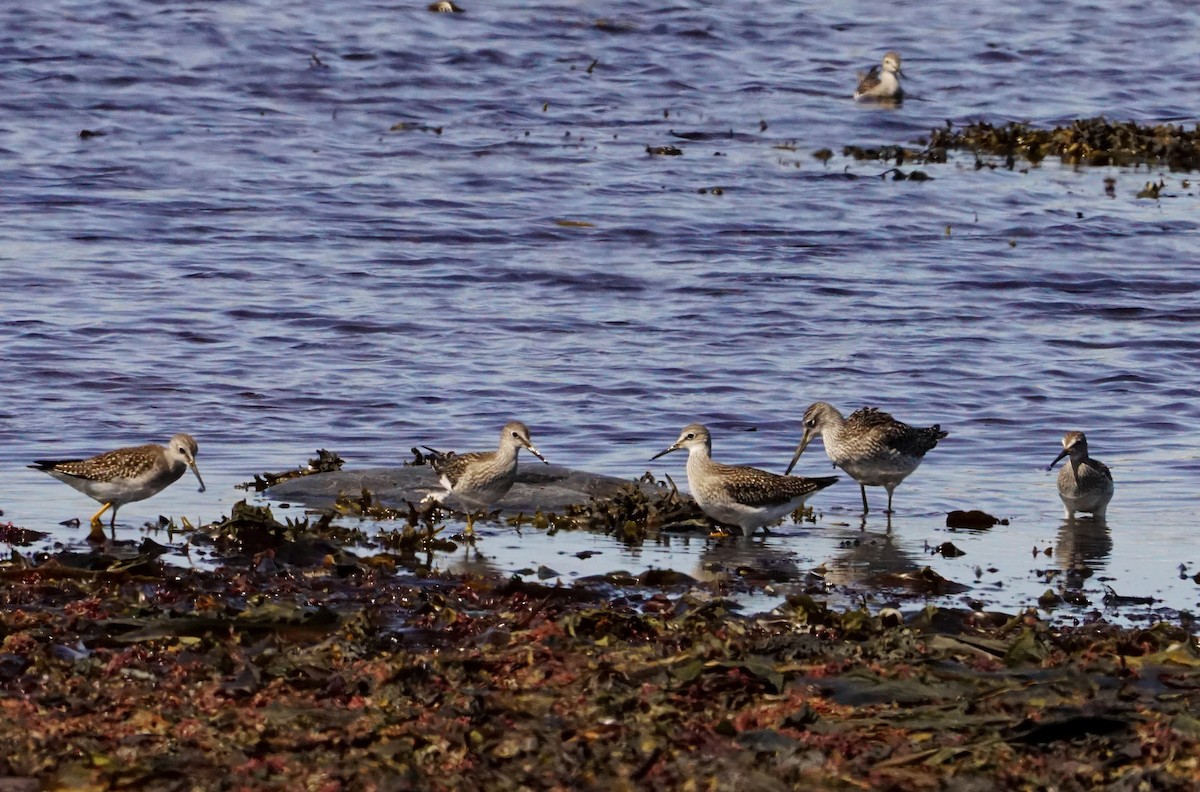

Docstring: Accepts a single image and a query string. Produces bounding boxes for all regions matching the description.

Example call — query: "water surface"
[2,0,1199,621]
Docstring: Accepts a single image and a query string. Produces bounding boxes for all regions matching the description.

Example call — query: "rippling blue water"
[2,0,1199,618]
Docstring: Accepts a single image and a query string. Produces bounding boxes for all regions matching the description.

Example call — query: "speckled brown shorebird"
[30,434,206,541]
[786,402,946,515]
[1048,431,1114,520]
[425,421,547,535]
[854,51,904,101]
[652,423,838,536]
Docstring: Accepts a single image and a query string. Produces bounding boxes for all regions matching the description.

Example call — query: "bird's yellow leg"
[89,502,113,529]
[87,503,113,542]
[465,512,476,537]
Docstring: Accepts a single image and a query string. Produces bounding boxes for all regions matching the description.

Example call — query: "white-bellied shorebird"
[30,433,205,541]
[652,423,838,536]
[1048,431,1113,520]
[786,402,945,515]
[854,51,904,101]
[425,421,547,535]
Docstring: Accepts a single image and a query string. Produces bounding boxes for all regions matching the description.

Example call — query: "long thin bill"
[650,445,677,461]
[190,462,207,493]
[784,435,811,475]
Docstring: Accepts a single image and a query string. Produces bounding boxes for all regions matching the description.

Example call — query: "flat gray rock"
[266,463,656,515]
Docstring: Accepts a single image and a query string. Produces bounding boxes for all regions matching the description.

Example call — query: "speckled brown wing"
[31,444,160,482]
[847,407,946,458]
[714,463,838,508]
[429,451,491,488]
[855,65,881,94]
[1078,459,1113,487]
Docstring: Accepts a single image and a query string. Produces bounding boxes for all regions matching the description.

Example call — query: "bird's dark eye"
[685,433,695,440]
[805,419,816,428]
[512,431,520,438]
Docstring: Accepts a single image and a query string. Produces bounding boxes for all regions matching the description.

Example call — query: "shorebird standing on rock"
[424,421,547,536]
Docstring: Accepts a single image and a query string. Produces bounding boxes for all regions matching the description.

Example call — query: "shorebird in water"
[652,423,838,536]
[30,434,206,541]
[854,51,904,101]
[1048,431,1113,520]
[786,402,945,515]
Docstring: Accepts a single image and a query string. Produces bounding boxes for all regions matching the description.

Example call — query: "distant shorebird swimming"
[854,51,904,101]
[30,434,206,541]
[652,423,838,536]
[786,402,945,515]
[425,421,547,536]
[1048,431,1114,521]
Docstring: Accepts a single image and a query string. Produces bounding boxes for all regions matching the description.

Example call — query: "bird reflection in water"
[1054,518,1112,594]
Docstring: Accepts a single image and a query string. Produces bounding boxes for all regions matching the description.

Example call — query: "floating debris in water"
[879,167,931,181]
[1137,179,1165,199]
[931,541,967,558]
[842,143,925,164]
[1101,584,1158,607]
[388,121,444,134]
[840,118,1200,172]
[926,118,1200,171]
[946,509,1006,529]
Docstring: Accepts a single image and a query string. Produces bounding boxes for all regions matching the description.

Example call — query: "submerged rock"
[266,463,659,516]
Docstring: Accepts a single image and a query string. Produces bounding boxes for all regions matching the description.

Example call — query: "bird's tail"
[919,425,948,453]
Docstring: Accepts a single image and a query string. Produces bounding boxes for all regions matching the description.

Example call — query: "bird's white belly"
[836,457,917,487]
[445,475,511,510]
[49,472,145,505]
[693,494,799,535]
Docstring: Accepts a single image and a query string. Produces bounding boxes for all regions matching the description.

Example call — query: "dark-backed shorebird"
[425,421,547,535]
[30,433,206,541]
[1048,431,1113,521]
[854,51,903,101]
[786,402,946,515]
[652,423,838,536]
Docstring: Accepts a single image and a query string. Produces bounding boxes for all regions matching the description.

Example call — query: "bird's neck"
[821,413,848,445]
[685,443,714,477]
[495,442,520,465]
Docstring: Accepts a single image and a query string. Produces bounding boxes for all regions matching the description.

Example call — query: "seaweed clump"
[237,449,345,491]
[927,118,1200,170]
[565,474,708,542]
